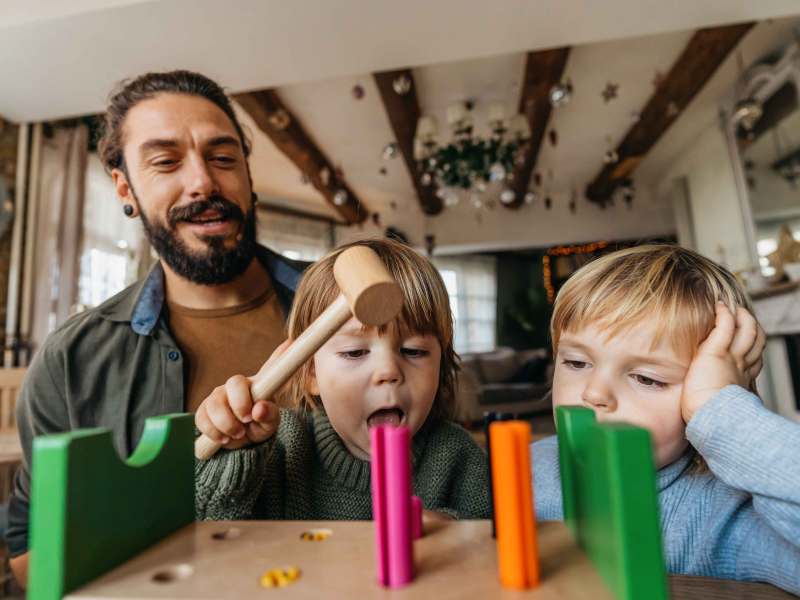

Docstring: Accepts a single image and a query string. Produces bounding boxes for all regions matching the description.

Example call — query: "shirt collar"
[98,244,306,335]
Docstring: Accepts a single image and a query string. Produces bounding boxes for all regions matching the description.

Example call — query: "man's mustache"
[168,196,245,228]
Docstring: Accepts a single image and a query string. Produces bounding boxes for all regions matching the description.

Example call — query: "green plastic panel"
[556,406,668,600]
[28,414,194,600]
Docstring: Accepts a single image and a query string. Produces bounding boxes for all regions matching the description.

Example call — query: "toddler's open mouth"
[367,407,405,428]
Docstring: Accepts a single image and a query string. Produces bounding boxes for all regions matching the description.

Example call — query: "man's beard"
[137,194,257,285]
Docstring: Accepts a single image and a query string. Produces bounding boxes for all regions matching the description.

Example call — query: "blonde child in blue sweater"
[533,244,800,594]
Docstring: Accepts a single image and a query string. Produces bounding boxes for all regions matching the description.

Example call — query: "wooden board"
[557,407,667,600]
[65,520,615,600]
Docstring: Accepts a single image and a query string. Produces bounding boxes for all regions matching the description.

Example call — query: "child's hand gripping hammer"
[194,246,404,460]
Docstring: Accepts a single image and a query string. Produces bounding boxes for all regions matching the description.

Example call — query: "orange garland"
[543,241,609,304]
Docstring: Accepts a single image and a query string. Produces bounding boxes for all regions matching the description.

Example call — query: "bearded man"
[6,71,305,585]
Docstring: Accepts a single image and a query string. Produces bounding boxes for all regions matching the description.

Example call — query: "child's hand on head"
[195,340,289,450]
[681,303,765,423]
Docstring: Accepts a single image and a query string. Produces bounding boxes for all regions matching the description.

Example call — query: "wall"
[652,122,754,272]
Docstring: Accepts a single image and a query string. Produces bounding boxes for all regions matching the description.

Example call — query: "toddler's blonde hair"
[551,244,755,362]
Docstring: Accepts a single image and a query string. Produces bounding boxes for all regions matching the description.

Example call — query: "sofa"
[454,347,552,423]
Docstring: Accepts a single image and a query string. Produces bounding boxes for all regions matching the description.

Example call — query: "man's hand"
[195,340,289,450]
[681,303,765,424]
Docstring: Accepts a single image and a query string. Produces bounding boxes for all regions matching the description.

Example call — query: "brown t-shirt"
[168,283,287,413]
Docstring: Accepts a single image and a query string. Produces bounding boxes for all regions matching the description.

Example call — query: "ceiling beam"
[585,22,755,204]
[373,69,442,216]
[234,90,367,224]
[508,47,571,209]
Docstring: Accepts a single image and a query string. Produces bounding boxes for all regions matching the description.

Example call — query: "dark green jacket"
[196,409,490,521]
[6,246,305,556]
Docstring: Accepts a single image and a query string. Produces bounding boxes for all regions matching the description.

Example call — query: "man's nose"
[185,154,218,199]
[581,374,617,413]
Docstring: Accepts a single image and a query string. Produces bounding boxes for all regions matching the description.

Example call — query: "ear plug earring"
[123,204,134,217]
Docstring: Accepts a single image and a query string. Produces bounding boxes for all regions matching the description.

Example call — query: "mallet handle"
[194,294,351,460]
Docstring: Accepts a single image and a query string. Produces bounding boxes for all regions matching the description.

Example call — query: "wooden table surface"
[64,519,797,599]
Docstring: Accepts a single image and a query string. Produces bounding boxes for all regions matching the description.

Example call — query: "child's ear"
[305,361,320,396]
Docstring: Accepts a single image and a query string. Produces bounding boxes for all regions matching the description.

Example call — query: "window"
[257,210,334,261]
[433,255,497,353]
[77,154,145,309]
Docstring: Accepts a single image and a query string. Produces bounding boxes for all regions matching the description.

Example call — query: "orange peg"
[489,420,539,589]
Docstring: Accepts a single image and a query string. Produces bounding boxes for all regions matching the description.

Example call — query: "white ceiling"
[4,1,800,248]
[2,0,800,122]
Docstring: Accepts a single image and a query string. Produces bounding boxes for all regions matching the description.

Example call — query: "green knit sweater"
[195,409,490,521]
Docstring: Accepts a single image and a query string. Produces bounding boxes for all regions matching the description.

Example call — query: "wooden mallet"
[194,246,404,460]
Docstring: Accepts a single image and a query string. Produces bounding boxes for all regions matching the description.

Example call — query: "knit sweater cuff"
[194,438,276,519]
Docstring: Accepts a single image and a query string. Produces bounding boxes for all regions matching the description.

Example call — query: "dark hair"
[97,70,251,174]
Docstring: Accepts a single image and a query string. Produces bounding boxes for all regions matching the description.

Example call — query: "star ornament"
[601,82,619,103]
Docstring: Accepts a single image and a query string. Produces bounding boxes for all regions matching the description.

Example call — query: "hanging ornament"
[630,110,641,124]
[319,167,331,187]
[351,84,365,100]
[548,129,558,147]
[389,200,398,211]
[382,142,398,160]
[569,188,578,214]
[500,189,516,205]
[524,191,537,205]
[425,234,436,257]
[393,74,412,95]
[333,189,348,206]
[334,165,344,180]
[505,171,515,183]
[420,172,433,186]
[544,196,552,210]
[371,212,381,226]
[489,163,507,182]
[601,82,619,103]
[604,149,619,164]
[486,198,497,210]
[477,180,488,193]
[533,172,542,187]
[666,101,680,118]
[445,190,460,207]
[268,109,291,130]
[548,79,573,108]
[379,166,388,176]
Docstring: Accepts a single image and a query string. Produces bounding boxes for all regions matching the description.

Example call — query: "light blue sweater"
[532,385,800,595]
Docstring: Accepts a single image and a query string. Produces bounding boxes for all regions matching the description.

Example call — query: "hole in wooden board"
[299,527,333,541]
[211,527,242,541]
[151,563,194,584]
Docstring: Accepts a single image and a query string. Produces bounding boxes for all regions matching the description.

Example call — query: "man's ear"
[111,168,139,217]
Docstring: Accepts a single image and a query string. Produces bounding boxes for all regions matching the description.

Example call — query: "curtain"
[28,124,88,353]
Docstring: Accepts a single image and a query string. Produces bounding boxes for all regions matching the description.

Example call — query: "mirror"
[732,43,800,282]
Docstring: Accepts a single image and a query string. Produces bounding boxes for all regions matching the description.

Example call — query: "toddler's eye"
[339,349,368,359]
[401,347,429,358]
[561,359,589,370]
[631,374,667,389]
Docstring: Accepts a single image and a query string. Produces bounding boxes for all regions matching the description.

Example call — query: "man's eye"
[212,156,236,165]
[339,349,368,359]
[562,359,588,370]
[631,374,667,389]
[401,347,429,358]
